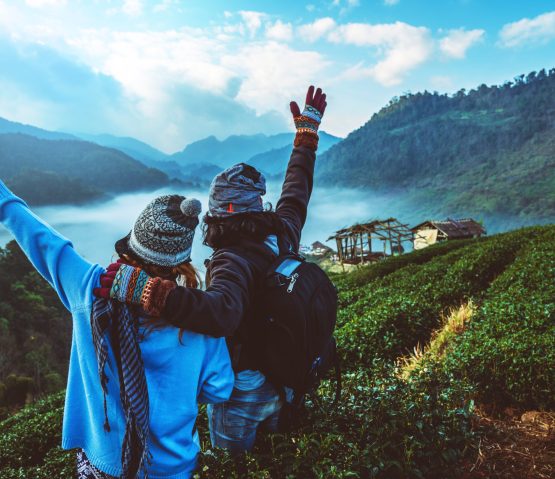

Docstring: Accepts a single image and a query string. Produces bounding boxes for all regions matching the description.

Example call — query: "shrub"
[195,364,475,479]
[443,232,555,409]
[336,229,532,369]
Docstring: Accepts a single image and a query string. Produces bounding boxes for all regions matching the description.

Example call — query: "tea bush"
[442,231,555,409]
[1,226,553,478]
[194,365,475,479]
[336,229,534,369]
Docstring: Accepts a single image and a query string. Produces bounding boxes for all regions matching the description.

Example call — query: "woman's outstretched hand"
[93,261,122,299]
[290,85,327,150]
[290,85,327,119]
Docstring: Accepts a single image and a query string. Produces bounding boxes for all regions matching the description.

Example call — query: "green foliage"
[317,68,555,221]
[0,133,170,205]
[442,231,555,409]
[195,366,474,479]
[0,241,71,409]
[336,229,534,369]
[0,225,554,477]
[0,392,73,478]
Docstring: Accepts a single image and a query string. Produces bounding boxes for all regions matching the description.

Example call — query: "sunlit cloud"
[499,11,555,47]
[265,20,293,42]
[239,11,266,37]
[25,0,66,7]
[328,21,433,86]
[298,17,337,42]
[440,28,484,59]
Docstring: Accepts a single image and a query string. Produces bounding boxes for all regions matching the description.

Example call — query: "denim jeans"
[207,380,283,454]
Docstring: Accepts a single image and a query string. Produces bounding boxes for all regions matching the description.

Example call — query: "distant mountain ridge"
[317,67,555,221]
[0,133,170,205]
[247,131,342,176]
[0,117,76,141]
[170,133,293,169]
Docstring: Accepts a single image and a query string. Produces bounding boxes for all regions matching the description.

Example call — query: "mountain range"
[0,118,342,205]
[1,66,555,224]
[316,67,555,222]
[0,133,170,205]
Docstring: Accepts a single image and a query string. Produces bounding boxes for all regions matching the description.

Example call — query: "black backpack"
[222,238,341,409]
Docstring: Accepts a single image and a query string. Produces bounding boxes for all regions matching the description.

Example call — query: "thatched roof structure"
[411,218,486,238]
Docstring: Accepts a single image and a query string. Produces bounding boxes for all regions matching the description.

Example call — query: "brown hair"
[202,211,284,249]
[119,254,201,341]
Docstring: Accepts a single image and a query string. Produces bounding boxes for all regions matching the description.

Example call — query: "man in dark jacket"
[94,85,328,453]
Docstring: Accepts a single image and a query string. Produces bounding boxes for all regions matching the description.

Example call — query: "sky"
[0,0,554,153]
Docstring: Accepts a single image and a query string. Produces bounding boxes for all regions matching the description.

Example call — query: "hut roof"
[312,241,332,250]
[411,218,485,238]
[327,218,413,241]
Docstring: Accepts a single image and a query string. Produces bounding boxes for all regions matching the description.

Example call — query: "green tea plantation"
[1,226,554,478]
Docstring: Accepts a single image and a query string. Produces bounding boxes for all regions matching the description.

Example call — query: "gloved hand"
[290,85,328,150]
[93,261,175,317]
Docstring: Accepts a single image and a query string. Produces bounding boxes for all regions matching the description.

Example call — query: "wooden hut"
[328,218,414,265]
[311,241,333,256]
[411,218,485,250]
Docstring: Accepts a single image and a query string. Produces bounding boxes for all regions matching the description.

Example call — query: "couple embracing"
[0,86,333,478]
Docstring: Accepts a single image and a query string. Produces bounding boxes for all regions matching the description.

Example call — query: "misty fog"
[0,184,550,271]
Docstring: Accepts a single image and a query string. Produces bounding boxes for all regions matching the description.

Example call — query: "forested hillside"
[0,133,170,205]
[0,241,70,418]
[317,68,555,221]
[1,226,553,478]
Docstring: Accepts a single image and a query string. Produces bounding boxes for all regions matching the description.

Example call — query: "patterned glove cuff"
[294,130,319,150]
[110,264,176,317]
[110,264,147,304]
[140,278,176,317]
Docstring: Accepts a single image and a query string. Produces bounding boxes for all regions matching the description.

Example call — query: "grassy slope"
[1,225,554,478]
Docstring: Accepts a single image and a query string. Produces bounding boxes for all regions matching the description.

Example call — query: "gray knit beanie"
[208,163,266,217]
[115,195,202,266]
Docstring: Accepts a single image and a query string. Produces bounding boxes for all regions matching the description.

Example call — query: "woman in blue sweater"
[0,182,234,479]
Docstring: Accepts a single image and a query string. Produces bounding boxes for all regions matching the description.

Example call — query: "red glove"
[93,261,124,299]
[290,85,328,150]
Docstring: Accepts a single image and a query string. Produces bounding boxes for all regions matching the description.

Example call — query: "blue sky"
[0,0,554,152]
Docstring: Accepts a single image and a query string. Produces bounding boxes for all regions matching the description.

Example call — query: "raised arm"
[276,86,327,251]
[96,248,256,337]
[0,180,100,311]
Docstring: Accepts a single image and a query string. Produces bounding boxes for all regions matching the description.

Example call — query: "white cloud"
[332,0,359,6]
[265,20,293,42]
[298,17,336,42]
[121,0,143,16]
[499,11,555,47]
[221,42,329,114]
[328,22,433,85]
[25,0,66,7]
[239,11,266,37]
[153,0,177,14]
[384,0,399,5]
[439,28,484,59]
[60,27,327,148]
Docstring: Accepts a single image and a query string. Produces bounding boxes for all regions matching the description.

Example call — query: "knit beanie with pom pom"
[115,195,202,266]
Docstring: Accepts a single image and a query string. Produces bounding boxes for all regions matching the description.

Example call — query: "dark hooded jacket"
[162,146,315,346]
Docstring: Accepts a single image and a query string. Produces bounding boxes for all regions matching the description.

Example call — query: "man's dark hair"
[202,211,285,249]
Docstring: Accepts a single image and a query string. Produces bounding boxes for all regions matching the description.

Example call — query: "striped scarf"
[91,298,151,479]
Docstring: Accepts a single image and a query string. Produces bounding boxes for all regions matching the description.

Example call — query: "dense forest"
[317,68,555,220]
[0,133,170,205]
[1,226,553,478]
[0,241,71,418]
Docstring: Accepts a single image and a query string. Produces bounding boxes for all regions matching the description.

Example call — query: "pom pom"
[180,198,202,217]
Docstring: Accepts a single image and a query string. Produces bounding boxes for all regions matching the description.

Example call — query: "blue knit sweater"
[0,181,234,479]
